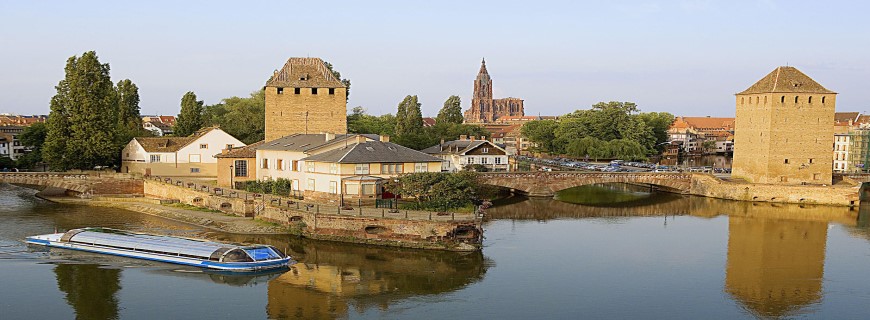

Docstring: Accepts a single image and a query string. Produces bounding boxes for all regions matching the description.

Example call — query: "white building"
[121,127,244,176]
[421,137,509,172]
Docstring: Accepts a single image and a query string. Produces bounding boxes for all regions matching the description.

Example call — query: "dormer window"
[482,148,489,153]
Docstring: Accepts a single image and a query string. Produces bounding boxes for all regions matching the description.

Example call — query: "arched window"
[822,96,826,104]
[781,96,785,103]
[794,96,799,103]
[808,96,813,104]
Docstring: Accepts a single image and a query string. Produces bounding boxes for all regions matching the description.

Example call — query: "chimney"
[325,132,336,141]
[460,135,467,140]
[470,136,476,141]
[380,135,390,143]
[481,136,487,141]
[440,139,445,152]
[357,135,367,144]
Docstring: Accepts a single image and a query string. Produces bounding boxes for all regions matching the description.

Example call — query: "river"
[2,183,870,319]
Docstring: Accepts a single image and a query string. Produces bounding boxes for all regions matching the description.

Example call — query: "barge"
[25,227,293,271]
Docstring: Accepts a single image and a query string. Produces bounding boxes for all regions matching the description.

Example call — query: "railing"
[149,176,479,222]
[0,172,90,180]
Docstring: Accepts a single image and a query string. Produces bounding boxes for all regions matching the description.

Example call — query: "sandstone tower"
[732,66,836,184]
[264,57,347,141]
[464,59,524,123]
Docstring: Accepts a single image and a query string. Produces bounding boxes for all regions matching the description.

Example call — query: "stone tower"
[264,57,347,141]
[464,59,524,123]
[732,66,836,184]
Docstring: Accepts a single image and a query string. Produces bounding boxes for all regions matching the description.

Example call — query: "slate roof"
[265,57,346,88]
[301,141,441,164]
[257,134,380,152]
[420,140,499,155]
[215,140,264,159]
[738,66,835,95]
[134,127,218,152]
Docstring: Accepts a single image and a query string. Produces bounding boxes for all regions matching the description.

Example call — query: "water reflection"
[54,264,121,320]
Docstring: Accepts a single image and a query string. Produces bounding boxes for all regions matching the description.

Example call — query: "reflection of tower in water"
[725,216,827,318]
[54,264,122,320]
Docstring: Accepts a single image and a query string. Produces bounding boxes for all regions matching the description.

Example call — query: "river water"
[2,183,870,319]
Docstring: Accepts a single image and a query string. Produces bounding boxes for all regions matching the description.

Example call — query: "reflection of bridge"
[479,172,695,197]
[0,172,143,195]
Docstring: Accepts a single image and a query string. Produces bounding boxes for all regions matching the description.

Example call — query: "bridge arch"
[478,172,694,197]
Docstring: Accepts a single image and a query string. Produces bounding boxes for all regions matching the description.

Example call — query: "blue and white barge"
[25,227,293,272]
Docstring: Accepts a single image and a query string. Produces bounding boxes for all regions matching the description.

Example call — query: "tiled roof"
[420,139,499,155]
[834,112,860,123]
[422,117,436,127]
[301,141,441,164]
[738,66,835,95]
[134,127,217,152]
[215,140,264,158]
[265,57,346,88]
[678,117,735,130]
[257,134,380,152]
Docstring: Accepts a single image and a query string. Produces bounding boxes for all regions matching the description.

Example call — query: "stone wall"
[264,86,347,141]
[144,180,256,216]
[690,174,859,206]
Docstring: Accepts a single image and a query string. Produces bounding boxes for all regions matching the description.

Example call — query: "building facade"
[264,57,347,141]
[121,127,245,177]
[732,66,836,184]
[421,136,510,172]
[463,59,524,123]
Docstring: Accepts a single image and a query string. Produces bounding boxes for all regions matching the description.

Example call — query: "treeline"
[348,95,488,150]
[522,101,673,161]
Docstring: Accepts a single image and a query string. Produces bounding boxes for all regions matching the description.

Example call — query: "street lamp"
[229,165,234,189]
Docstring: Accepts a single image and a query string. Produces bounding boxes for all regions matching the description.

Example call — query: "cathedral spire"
[477,58,490,82]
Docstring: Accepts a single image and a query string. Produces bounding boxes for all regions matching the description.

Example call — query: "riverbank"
[40,196,291,234]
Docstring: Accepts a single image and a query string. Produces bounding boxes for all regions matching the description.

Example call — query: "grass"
[163,202,224,214]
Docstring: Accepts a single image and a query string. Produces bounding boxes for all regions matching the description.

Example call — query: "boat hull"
[25,235,292,272]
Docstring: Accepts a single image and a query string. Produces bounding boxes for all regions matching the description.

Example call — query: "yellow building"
[264,57,347,141]
[732,66,837,184]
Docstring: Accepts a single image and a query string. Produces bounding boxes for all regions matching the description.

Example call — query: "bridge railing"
[0,172,90,180]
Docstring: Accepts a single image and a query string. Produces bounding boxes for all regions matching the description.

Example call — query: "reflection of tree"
[54,264,122,320]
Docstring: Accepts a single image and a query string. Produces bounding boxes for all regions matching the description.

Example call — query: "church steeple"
[476,58,490,82]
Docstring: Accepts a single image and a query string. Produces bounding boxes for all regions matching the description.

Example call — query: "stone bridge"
[0,172,144,196]
[479,171,695,197]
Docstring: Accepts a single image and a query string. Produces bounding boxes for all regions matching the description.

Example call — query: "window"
[125,152,130,158]
[822,96,826,103]
[415,163,428,172]
[307,162,315,172]
[276,159,284,171]
[234,160,247,177]
[495,157,502,164]
[330,163,338,174]
[381,163,403,174]
[262,158,269,169]
[809,158,814,164]
[467,157,475,164]
[150,155,161,163]
[294,88,300,94]
[189,154,201,163]
[292,180,299,191]
[292,160,298,171]
[277,87,283,94]
[781,96,785,103]
[329,181,337,194]
[482,147,489,153]
[329,88,335,95]
[808,96,812,104]
[362,183,376,195]
[355,163,369,174]
[190,168,200,173]
[312,88,318,95]
[307,179,315,191]
[794,96,798,103]
[784,159,789,164]
[226,144,234,150]
[200,144,208,149]
[481,157,489,164]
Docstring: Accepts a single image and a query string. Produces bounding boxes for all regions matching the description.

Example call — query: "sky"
[1,0,869,118]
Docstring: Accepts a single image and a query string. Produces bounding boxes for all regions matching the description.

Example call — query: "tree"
[44,51,118,170]
[174,91,204,137]
[521,119,559,153]
[395,95,423,136]
[436,95,464,124]
[383,171,483,211]
[324,61,351,102]
[204,90,265,144]
[348,107,397,136]
[702,140,716,154]
[17,122,47,169]
[114,79,141,132]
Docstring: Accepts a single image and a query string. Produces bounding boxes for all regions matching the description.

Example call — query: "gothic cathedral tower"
[464,59,525,123]
[732,66,836,184]
[264,57,347,141]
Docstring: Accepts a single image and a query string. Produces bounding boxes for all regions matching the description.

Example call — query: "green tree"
[436,95,464,124]
[702,140,716,154]
[114,79,141,132]
[383,171,483,211]
[44,51,118,170]
[521,119,559,153]
[348,107,397,136]
[205,90,265,144]
[17,122,48,169]
[636,112,675,151]
[174,91,204,137]
[324,61,351,102]
[566,136,605,160]
[395,95,423,136]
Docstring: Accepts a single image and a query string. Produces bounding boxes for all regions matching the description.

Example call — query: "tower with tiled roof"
[264,57,347,141]
[732,66,836,184]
